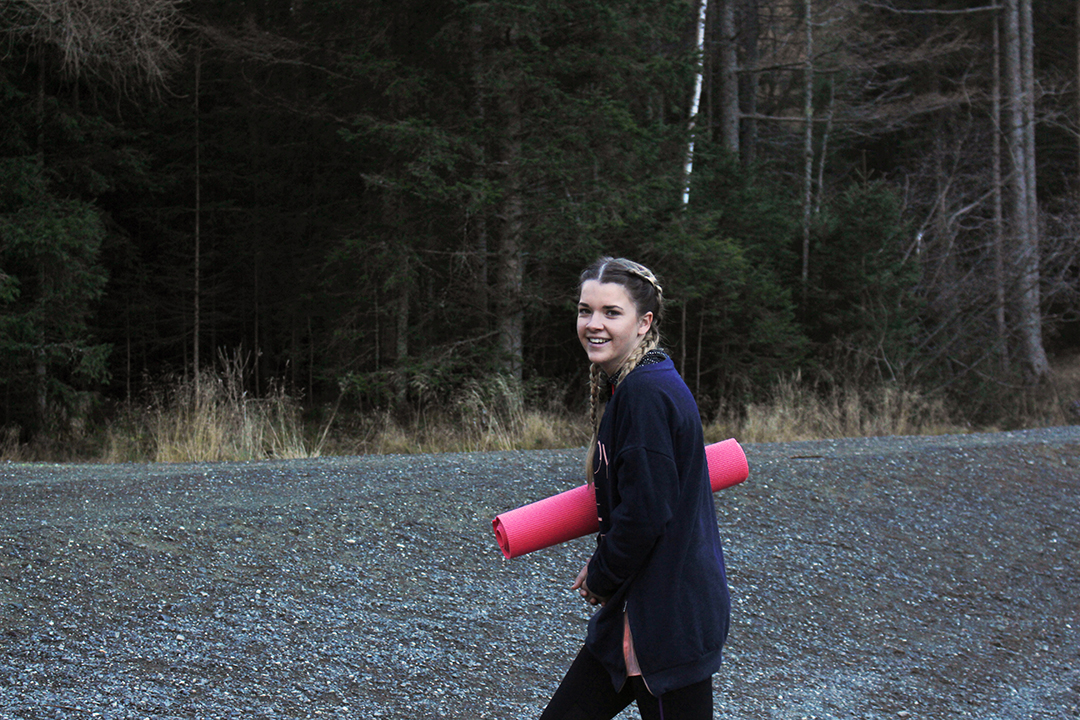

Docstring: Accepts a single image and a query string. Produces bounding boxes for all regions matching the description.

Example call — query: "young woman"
[540,257,730,720]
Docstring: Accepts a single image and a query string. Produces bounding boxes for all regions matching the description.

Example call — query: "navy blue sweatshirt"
[585,357,730,696]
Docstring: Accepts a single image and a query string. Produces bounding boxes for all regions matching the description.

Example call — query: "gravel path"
[1,427,1078,719]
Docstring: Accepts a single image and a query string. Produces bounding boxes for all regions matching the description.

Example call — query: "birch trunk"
[683,0,708,205]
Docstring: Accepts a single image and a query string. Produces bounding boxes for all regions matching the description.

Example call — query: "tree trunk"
[696,305,705,398]
[34,54,47,428]
[738,0,759,166]
[1004,0,1048,382]
[395,255,410,409]
[680,303,687,378]
[253,254,260,393]
[800,0,814,303]
[683,0,709,205]
[992,11,1008,372]
[1019,0,1047,381]
[494,66,524,381]
[468,16,490,323]
[813,80,834,216]
[35,351,47,424]
[193,43,202,395]
[35,51,45,166]
[718,0,739,155]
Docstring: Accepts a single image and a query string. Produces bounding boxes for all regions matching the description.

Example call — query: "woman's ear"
[637,311,654,336]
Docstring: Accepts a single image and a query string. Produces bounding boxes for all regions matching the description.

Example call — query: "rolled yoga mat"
[492,438,748,559]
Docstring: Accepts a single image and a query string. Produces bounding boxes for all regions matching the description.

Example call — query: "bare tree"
[2,0,184,91]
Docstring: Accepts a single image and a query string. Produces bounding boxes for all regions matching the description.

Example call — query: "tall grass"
[704,373,966,444]
[103,356,315,463]
[4,353,1078,464]
[323,375,590,456]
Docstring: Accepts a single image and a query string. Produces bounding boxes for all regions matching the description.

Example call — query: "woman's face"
[577,280,653,376]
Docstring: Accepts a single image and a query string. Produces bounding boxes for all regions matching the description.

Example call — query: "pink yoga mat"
[492,438,748,559]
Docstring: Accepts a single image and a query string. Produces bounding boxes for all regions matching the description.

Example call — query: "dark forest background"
[2,0,1078,459]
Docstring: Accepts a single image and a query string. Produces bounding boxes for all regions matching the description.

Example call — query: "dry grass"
[1049,350,1080,419]
[4,353,1078,463]
[0,425,27,462]
[705,352,1080,444]
[704,373,967,445]
[102,356,317,464]
[324,376,591,456]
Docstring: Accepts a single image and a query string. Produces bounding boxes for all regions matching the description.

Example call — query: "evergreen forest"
[2,0,1079,460]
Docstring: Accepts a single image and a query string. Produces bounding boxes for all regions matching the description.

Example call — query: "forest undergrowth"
[3,354,1079,464]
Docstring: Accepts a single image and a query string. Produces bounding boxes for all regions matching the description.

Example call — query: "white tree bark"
[683,0,709,206]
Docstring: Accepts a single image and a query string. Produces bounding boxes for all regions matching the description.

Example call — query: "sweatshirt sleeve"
[586,444,681,599]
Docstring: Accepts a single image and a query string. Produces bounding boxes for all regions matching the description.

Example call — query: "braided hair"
[579,257,665,485]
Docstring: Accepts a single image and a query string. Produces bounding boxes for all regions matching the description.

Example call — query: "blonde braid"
[585,363,602,486]
[623,261,664,301]
[610,326,660,385]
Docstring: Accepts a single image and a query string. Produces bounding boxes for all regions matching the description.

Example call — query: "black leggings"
[539,645,713,720]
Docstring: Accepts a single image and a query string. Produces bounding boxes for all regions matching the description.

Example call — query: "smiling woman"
[538,257,731,720]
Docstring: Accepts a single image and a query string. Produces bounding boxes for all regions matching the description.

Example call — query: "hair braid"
[588,363,602,430]
[585,363,603,485]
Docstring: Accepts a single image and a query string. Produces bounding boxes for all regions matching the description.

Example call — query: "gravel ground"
[1,427,1078,719]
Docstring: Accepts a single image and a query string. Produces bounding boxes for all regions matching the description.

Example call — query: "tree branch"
[860,1,999,15]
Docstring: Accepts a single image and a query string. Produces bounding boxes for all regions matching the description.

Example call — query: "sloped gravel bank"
[1,427,1078,719]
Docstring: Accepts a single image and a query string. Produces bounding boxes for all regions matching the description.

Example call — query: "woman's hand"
[572,563,609,606]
